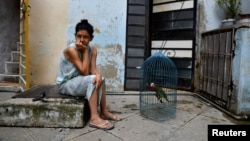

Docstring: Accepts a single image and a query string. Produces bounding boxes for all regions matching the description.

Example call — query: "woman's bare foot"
[101,112,122,121]
[89,117,114,130]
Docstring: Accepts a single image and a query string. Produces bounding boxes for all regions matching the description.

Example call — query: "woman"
[56,19,121,130]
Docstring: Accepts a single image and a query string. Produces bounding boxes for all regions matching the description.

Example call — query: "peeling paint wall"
[67,0,126,92]
[196,0,250,34]
[195,0,250,115]
[194,0,250,91]
[29,0,126,92]
[231,28,250,115]
[194,0,222,92]
[97,44,125,91]
[240,0,250,14]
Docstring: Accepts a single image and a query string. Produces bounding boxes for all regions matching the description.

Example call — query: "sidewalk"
[0,91,249,141]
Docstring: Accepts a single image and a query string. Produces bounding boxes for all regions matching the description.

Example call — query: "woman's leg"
[88,87,114,128]
[59,75,114,129]
[100,81,122,121]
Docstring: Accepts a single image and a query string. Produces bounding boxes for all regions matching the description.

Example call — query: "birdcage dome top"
[141,52,177,73]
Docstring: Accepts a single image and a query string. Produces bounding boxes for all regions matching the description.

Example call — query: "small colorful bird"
[150,83,168,103]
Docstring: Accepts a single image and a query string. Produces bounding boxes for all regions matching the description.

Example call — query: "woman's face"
[75,29,92,46]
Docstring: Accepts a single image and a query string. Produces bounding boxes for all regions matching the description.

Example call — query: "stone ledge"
[0,98,89,128]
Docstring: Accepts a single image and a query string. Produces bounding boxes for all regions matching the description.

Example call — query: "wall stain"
[100,64,117,79]
[97,44,124,92]
[123,104,138,109]
[95,28,100,33]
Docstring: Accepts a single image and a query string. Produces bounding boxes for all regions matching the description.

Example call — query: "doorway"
[125,0,197,91]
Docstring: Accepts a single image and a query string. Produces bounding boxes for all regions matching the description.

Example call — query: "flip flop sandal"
[101,114,123,121]
[89,120,114,130]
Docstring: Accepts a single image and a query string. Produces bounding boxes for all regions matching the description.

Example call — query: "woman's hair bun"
[75,19,94,37]
[81,19,88,24]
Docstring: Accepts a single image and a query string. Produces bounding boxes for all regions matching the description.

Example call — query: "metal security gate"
[125,0,151,90]
[199,27,234,109]
[151,0,197,91]
[125,0,197,91]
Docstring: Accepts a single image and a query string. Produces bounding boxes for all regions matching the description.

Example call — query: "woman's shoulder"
[69,42,76,48]
[90,45,97,54]
[63,43,79,60]
[64,43,77,52]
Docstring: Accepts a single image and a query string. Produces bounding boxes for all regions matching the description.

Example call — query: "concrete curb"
[0,98,87,128]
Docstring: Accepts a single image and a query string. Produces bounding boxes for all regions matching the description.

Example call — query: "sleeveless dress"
[56,43,103,104]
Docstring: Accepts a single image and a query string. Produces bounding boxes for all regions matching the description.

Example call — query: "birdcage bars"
[140,52,178,121]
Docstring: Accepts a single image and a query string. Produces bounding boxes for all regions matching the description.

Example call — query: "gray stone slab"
[106,114,177,141]
[0,127,71,141]
[1,92,250,141]
[106,95,140,114]
[0,86,21,92]
[0,92,17,102]
[67,129,123,141]
[166,110,237,141]
[0,98,86,128]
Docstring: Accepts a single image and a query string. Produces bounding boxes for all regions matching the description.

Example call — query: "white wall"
[197,0,250,32]
[29,0,69,86]
[29,0,127,92]
[28,0,249,92]
[240,0,250,14]
[67,0,127,92]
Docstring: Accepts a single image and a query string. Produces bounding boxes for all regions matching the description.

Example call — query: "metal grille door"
[125,0,197,91]
[151,0,197,91]
[199,28,234,109]
[125,0,151,90]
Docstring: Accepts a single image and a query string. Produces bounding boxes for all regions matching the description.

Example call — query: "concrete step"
[0,74,19,83]
[0,85,90,128]
[5,62,19,74]
[11,51,20,62]
[0,98,87,128]
[0,82,21,92]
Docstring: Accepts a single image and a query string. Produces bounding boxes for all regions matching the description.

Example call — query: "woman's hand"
[75,39,87,52]
[93,73,102,89]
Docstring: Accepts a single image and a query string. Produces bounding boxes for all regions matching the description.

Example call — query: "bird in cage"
[150,83,168,103]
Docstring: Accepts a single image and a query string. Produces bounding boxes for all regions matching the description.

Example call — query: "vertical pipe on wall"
[24,0,30,89]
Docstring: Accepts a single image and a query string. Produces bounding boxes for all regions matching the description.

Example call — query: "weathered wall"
[194,0,221,92]
[29,0,69,86]
[0,1,20,75]
[231,27,250,116]
[66,0,126,92]
[196,0,250,36]
[29,0,126,92]
[240,0,250,14]
[195,0,250,115]
[194,0,250,92]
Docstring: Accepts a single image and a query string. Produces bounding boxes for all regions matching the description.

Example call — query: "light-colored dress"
[56,43,103,104]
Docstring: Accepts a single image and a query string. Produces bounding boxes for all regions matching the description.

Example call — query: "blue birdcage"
[139,52,178,121]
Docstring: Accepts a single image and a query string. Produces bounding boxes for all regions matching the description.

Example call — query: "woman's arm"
[90,46,103,88]
[90,46,99,75]
[64,46,90,75]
